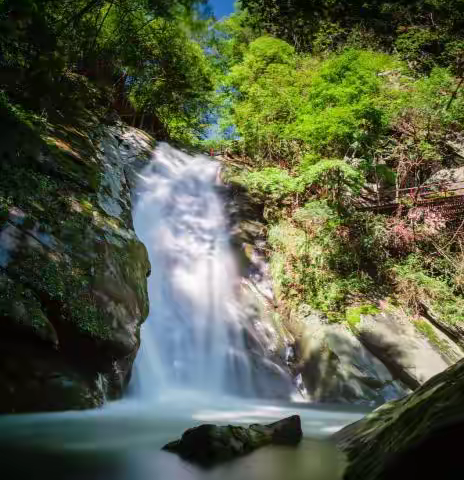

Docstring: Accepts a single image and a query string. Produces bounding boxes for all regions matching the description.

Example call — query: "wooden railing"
[359,181,464,229]
[382,181,464,203]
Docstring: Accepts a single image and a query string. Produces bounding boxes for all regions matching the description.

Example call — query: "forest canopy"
[208,1,464,322]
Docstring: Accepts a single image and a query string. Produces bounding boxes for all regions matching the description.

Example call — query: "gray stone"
[0,123,153,413]
[220,181,297,400]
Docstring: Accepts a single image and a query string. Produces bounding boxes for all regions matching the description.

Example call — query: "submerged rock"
[335,358,464,479]
[0,121,154,412]
[163,415,302,467]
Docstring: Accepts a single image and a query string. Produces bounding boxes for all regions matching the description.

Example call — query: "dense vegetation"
[240,0,464,72]
[207,1,464,328]
[0,0,215,142]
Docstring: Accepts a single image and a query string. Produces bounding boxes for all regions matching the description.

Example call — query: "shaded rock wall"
[0,120,154,413]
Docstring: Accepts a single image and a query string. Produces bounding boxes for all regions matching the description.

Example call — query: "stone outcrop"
[354,310,462,389]
[163,415,302,467]
[294,307,409,405]
[335,358,464,480]
[0,118,154,413]
[219,181,297,400]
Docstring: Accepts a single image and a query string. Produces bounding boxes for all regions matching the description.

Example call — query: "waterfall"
[0,142,368,480]
[130,143,255,399]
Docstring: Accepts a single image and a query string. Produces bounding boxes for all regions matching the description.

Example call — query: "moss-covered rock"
[163,415,302,467]
[335,358,464,479]
[0,118,154,413]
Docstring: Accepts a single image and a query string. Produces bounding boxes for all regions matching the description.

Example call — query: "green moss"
[43,135,101,192]
[346,304,381,329]
[68,299,111,340]
[0,195,11,225]
[7,249,111,340]
[327,311,345,323]
[0,275,57,342]
[17,251,66,300]
[414,318,450,355]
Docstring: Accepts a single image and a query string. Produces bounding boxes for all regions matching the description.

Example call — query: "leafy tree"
[220,40,399,164]
[0,0,215,140]
[239,0,464,72]
[213,6,464,320]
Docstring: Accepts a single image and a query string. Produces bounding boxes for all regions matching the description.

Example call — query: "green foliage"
[395,28,444,72]
[220,45,400,164]
[211,2,464,331]
[126,20,215,141]
[300,158,364,200]
[239,0,464,72]
[288,50,398,155]
[208,9,260,71]
[0,91,46,131]
[392,255,464,325]
[267,201,378,313]
[293,199,338,228]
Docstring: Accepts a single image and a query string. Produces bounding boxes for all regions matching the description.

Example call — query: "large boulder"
[294,308,409,405]
[163,415,302,467]
[426,165,464,186]
[0,119,154,412]
[335,358,464,480]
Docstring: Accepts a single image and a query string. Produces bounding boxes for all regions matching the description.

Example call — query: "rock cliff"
[0,117,154,413]
[221,165,464,406]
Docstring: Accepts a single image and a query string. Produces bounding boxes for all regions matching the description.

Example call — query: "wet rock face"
[218,182,297,400]
[163,415,302,467]
[0,123,154,412]
[335,358,464,480]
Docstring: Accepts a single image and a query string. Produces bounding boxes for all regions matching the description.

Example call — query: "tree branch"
[58,0,104,34]
[446,76,464,111]
[90,0,115,53]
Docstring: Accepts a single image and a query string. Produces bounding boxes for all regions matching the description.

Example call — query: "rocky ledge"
[335,358,464,479]
[0,117,154,413]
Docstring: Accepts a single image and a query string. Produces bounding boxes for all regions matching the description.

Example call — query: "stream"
[0,144,366,479]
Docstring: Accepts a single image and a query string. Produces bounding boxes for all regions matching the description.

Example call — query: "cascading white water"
[130,143,255,399]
